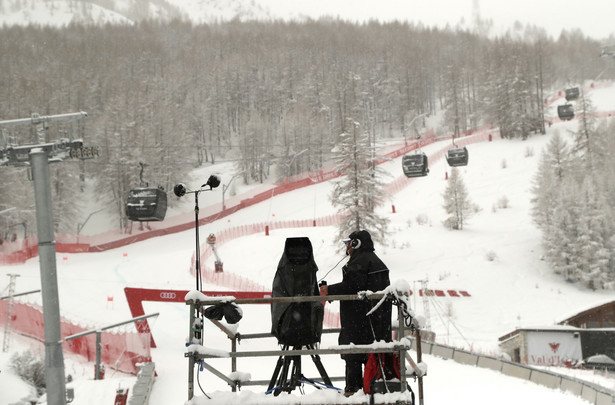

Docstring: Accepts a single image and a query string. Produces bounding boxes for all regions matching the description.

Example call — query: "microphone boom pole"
[173,175,220,291]
[193,191,201,291]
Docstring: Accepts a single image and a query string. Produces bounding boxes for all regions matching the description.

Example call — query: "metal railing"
[185,293,425,404]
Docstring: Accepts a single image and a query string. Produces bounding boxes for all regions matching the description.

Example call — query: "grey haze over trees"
[0,19,611,234]
[531,116,615,290]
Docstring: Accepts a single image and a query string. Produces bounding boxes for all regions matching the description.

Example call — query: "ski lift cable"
[424,293,453,334]
[425,293,472,347]
[429,301,470,347]
[428,294,471,347]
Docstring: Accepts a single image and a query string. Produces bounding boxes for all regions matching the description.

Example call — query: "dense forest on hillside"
[532,100,615,290]
[0,20,611,232]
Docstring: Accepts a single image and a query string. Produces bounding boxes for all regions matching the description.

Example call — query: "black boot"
[344,359,363,396]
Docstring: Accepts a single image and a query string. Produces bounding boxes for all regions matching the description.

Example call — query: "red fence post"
[265,225,269,236]
[114,388,129,405]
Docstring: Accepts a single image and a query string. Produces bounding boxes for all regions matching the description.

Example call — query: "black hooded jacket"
[327,230,392,348]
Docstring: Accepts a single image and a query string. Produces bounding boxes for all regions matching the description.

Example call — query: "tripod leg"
[277,347,303,395]
[289,354,302,389]
[267,345,288,392]
[307,344,333,387]
[274,356,292,396]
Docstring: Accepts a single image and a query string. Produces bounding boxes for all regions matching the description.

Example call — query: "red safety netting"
[0,300,150,375]
[0,125,498,370]
[0,127,493,264]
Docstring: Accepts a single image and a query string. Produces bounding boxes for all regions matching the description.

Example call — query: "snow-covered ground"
[1,83,615,404]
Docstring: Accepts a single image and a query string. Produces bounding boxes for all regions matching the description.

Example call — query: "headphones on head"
[349,238,361,249]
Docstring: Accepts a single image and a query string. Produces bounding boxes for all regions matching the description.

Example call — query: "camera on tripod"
[271,237,324,346]
[268,237,332,395]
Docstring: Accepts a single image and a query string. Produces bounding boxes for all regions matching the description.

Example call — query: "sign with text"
[526,331,582,366]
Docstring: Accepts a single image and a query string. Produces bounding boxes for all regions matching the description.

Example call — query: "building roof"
[558,299,615,325]
[498,326,615,343]
[498,325,583,342]
[498,299,615,343]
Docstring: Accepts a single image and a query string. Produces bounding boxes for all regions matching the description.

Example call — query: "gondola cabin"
[565,87,580,101]
[445,147,469,167]
[126,187,167,222]
[402,153,429,177]
[557,104,575,121]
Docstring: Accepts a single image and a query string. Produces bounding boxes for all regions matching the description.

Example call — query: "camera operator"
[319,229,392,397]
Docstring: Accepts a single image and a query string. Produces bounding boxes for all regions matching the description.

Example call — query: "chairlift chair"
[446,146,469,167]
[126,187,167,222]
[557,104,575,121]
[402,153,429,177]
[565,87,580,101]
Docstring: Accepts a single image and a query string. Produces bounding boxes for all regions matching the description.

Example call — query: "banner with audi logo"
[160,292,177,300]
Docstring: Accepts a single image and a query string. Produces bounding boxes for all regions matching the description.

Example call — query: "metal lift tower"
[0,111,96,405]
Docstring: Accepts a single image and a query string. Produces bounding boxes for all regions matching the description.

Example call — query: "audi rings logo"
[160,292,177,300]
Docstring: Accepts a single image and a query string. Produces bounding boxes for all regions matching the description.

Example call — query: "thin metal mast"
[2,273,19,352]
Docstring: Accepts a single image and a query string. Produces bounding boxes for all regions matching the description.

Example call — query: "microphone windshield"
[173,183,187,197]
[203,175,221,189]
